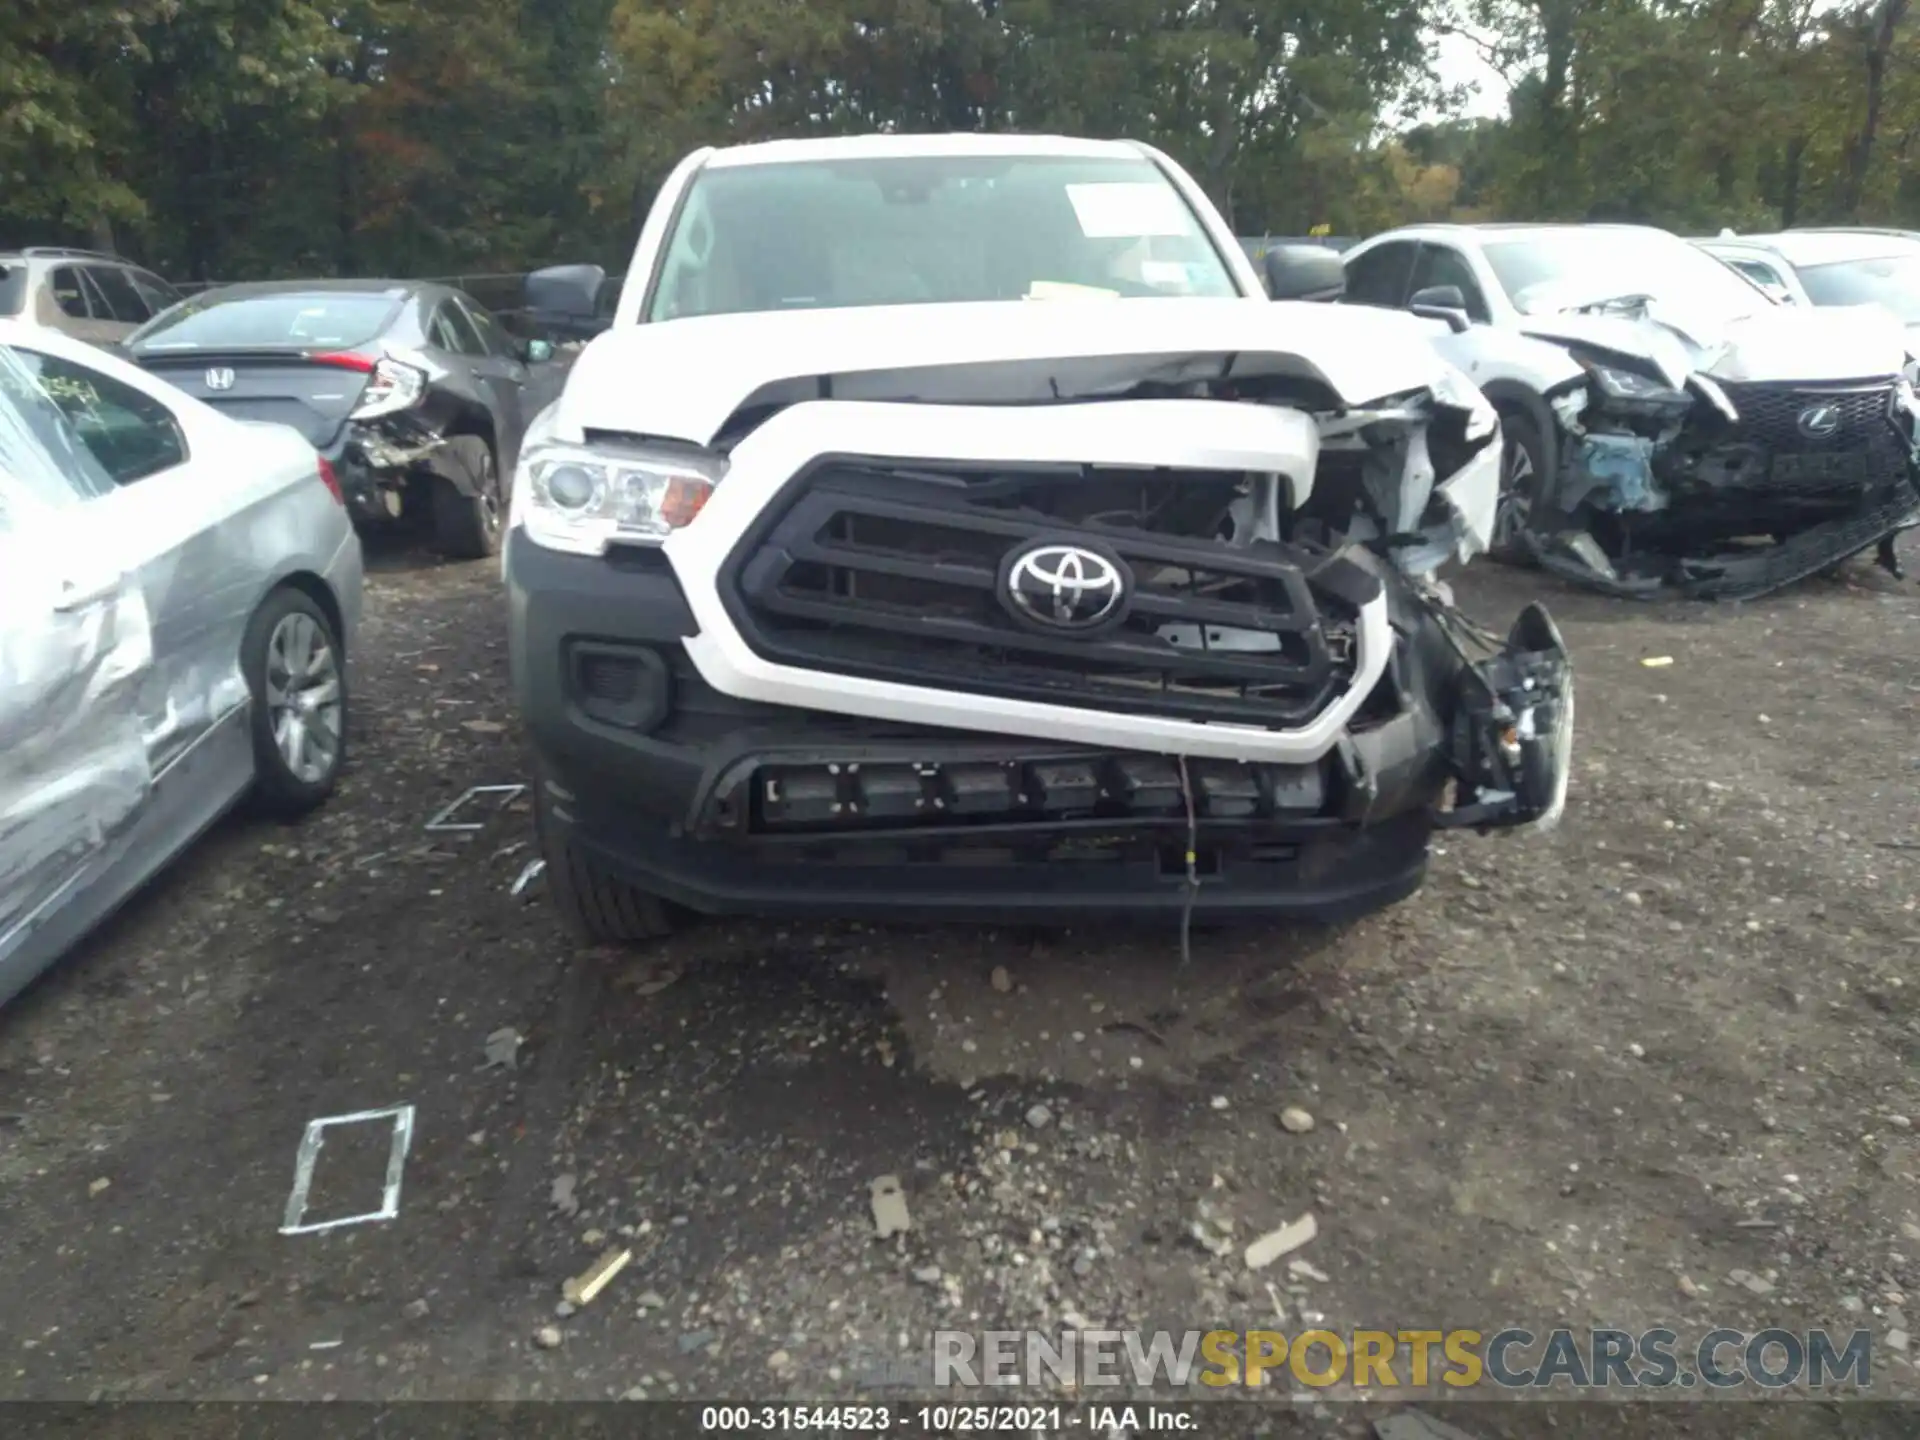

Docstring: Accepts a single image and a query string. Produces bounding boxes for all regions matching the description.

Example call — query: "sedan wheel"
[266,611,344,784]
[432,435,505,559]
[244,587,349,815]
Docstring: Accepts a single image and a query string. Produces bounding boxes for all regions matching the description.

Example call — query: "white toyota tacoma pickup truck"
[503,133,1574,944]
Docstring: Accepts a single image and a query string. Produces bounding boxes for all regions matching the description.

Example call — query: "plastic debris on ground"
[424,784,526,833]
[1244,1211,1318,1271]
[483,1027,522,1070]
[870,1175,911,1238]
[562,1247,634,1308]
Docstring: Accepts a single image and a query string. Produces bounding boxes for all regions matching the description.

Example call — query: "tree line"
[2,0,1915,283]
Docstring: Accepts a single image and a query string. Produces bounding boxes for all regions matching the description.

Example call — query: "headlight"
[1429,367,1497,443]
[1584,362,1688,407]
[347,358,427,420]
[515,440,724,555]
[1902,358,1920,389]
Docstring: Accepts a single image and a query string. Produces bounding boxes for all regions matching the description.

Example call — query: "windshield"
[1796,252,1920,322]
[647,154,1241,321]
[1482,230,1772,326]
[130,290,403,351]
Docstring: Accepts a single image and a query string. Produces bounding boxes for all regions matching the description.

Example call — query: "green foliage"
[3,0,1917,278]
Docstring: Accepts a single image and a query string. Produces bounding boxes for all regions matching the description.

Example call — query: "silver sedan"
[0,319,363,1007]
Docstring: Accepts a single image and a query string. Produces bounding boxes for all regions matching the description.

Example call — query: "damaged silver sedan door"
[0,351,157,999]
[0,329,320,1005]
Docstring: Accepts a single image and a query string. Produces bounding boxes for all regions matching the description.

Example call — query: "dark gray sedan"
[125,279,559,558]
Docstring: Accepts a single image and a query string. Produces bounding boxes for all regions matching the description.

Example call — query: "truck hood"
[549,298,1457,446]
[1519,302,1908,389]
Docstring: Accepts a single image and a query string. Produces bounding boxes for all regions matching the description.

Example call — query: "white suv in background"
[1337,223,1920,598]
[0,248,186,346]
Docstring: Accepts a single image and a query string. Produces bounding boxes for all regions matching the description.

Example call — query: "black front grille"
[720,460,1376,727]
[1718,381,1893,452]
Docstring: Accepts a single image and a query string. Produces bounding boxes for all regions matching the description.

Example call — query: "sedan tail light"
[310,350,427,420]
[316,456,345,506]
[347,357,428,420]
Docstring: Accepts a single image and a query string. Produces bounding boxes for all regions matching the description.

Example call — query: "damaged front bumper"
[1522,371,1920,601]
[508,526,1574,925]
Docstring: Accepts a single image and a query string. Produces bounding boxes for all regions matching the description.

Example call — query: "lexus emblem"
[1796,402,1841,440]
[204,367,236,392]
[1002,542,1129,631]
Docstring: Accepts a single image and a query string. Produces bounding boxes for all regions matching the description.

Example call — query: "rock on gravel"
[1279,1107,1315,1134]
[533,1326,563,1350]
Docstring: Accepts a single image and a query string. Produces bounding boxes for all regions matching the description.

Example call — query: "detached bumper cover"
[1528,484,1920,601]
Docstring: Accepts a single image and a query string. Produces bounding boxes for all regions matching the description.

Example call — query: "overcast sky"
[1423,25,1513,123]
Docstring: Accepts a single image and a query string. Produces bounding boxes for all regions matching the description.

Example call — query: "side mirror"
[1261,245,1346,302]
[524,263,610,338]
[1409,285,1473,333]
[520,337,554,363]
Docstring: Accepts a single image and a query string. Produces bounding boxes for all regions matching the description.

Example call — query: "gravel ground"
[1,532,1917,1436]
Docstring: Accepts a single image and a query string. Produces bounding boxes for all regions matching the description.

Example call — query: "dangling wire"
[1176,755,1199,966]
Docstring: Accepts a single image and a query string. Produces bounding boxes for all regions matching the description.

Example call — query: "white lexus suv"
[502,134,1573,944]
[1338,223,1920,598]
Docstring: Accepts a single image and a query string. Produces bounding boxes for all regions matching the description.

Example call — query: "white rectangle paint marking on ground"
[279,1104,417,1236]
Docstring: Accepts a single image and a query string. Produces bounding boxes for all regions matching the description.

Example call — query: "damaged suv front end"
[1489,234,1920,599]
[505,138,1572,939]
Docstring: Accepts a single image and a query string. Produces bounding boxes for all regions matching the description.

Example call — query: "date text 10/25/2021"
[698,1405,1198,1432]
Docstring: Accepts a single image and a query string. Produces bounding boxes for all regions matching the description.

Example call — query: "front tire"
[244,587,347,817]
[536,782,676,944]
[1490,407,1549,565]
[431,435,504,560]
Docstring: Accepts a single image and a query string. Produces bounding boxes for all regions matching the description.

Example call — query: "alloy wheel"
[1493,438,1535,548]
[264,612,343,785]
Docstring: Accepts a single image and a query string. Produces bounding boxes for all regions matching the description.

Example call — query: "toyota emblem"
[1796,402,1841,440]
[204,367,236,392]
[1001,542,1129,631]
